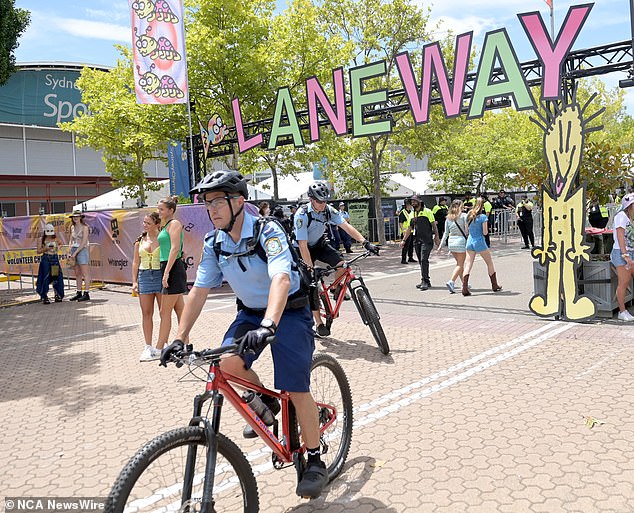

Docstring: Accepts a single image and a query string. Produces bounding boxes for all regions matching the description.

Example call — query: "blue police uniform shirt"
[340,210,350,222]
[194,213,301,309]
[294,203,345,246]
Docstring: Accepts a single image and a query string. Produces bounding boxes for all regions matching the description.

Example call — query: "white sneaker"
[151,347,162,359]
[617,310,634,322]
[140,345,160,362]
[446,280,456,294]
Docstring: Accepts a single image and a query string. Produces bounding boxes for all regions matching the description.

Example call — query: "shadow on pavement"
[0,300,143,410]
[317,337,397,364]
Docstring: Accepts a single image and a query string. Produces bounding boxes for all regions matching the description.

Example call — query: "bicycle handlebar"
[312,249,377,280]
[163,336,276,367]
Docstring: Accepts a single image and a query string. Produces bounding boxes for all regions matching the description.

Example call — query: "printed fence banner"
[130,0,188,104]
[1,206,213,284]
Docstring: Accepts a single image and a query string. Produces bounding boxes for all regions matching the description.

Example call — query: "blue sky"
[13,0,634,113]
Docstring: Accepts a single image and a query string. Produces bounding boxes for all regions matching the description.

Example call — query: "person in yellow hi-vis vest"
[398,199,416,264]
[587,197,609,229]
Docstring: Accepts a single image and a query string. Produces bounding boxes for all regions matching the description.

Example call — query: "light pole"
[620,0,634,88]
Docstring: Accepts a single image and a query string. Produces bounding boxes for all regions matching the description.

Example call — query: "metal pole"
[186,100,195,191]
[550,4,555,40]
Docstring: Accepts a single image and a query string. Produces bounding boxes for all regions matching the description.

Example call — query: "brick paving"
[1,241,633,512]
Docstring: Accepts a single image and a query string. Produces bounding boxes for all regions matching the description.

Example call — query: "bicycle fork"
[182,391,222,513]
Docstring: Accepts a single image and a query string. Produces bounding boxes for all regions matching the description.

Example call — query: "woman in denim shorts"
[132,212,164,361]
[610,194,634,321]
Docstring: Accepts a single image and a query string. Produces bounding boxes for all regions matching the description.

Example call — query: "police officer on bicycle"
[294,180,379,337]
[161,170,328,499]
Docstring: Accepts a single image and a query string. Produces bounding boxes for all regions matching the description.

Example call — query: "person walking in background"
[398,199,416,264]
[610,194,634,321]
[481,193,494,246]
[400,195,439,290]
[132,212,163,361]
[36,223,64,304]
[492,189,515,235]
[337,202,353,254]
[68,211,91,302]
[432,197,449,241]
[462,198,502,296]
[258,201,271,217]
[273,205,293,236]
[463,192,475,211]
[156,196,186,351]
[587,197,609,229]
[437,200,469,294]
[516,195,535,249]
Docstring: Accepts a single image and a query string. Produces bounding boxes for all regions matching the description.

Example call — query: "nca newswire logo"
[5,497,106,512]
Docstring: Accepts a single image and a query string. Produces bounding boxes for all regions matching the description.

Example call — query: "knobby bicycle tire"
[307,353,353,481]
[355,287,390,355]
[107,426,259,513]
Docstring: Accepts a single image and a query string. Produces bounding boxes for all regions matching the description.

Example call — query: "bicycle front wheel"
[355,287,390,355]
[310,353,353,481]
[107,427,258,513]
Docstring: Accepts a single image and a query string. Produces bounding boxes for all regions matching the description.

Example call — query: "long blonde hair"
[447,200,464,221]
[467,197,485,223]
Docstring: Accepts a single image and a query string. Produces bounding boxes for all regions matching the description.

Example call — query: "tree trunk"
[370,139,386,244]
[272,168,279,200]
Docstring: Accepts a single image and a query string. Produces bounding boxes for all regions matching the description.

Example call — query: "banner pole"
[550,4,555,39]
[186,98,195,193]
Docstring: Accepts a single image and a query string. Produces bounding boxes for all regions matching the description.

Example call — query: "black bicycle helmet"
[190,170,248,198]
[307,181,331,201]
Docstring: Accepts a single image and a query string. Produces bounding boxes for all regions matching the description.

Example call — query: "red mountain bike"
[106,342,353,513]
[315,250,390,355]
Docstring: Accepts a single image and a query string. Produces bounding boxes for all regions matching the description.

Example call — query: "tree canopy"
[0,0,30,86]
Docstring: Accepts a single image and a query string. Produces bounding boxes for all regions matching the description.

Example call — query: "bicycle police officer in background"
[161,170,329,499]
[294,181,379,338]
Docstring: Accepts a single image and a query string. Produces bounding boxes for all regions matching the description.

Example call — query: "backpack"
[211,216,312,295]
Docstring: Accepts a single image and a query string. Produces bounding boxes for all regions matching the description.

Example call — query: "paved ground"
[1,238,633,513]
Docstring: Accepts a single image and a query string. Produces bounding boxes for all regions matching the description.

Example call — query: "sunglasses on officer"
[202,195,242,209]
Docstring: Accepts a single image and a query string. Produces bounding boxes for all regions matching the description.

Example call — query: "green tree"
[318,0,433,243]
[60,47,187,203]
[0,0,30,86]
[186,0,350,199]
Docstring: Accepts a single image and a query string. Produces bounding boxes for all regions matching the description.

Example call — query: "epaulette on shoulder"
[204,229,216,242]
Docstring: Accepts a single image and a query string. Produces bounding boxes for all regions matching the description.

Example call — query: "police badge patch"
[265,237,283,256]
[296,218,303,229]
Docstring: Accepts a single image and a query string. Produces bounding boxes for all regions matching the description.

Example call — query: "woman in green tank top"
[156,196,186,351]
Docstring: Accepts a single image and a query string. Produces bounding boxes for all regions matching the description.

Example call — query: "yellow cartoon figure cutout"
[530,92,604,321]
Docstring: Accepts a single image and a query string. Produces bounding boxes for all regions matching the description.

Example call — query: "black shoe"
[408,258,416,263]
[345,248,353,254]
[521,245,530,249]
[243,395,281,439]
[42,297,51,304]
[77,292,90,302]
[296,461,328,499]
[69,291,83,301]
[54,295,62,303]
[314,324,330,338]
[331,286,350,301]
[401,260,408,264]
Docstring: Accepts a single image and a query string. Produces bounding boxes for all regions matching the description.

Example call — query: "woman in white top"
[437,199,469,293]
[610,194,634,321]
[69,212,91,302]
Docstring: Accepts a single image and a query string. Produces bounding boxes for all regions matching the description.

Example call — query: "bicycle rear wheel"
[310,353,353,481]
[107,427,258,513]
[355,287,390,355]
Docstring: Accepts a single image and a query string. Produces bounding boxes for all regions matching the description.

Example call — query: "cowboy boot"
[490,272,502,292]
[462,274,471,296]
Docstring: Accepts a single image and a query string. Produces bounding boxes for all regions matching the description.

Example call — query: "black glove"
[363,240,380,255]
[239,327,274,355]
[160,339,184,367]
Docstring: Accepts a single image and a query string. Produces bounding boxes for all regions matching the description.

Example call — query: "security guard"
[398,200,415,264]
[294,181,378,337]
[400,195,440,290]
[516,195,535,248]
[481,193,494,246]
[161,170,328,499]
[432,197,449,240]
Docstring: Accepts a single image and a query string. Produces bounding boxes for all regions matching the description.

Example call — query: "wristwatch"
[260,318,277,333]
